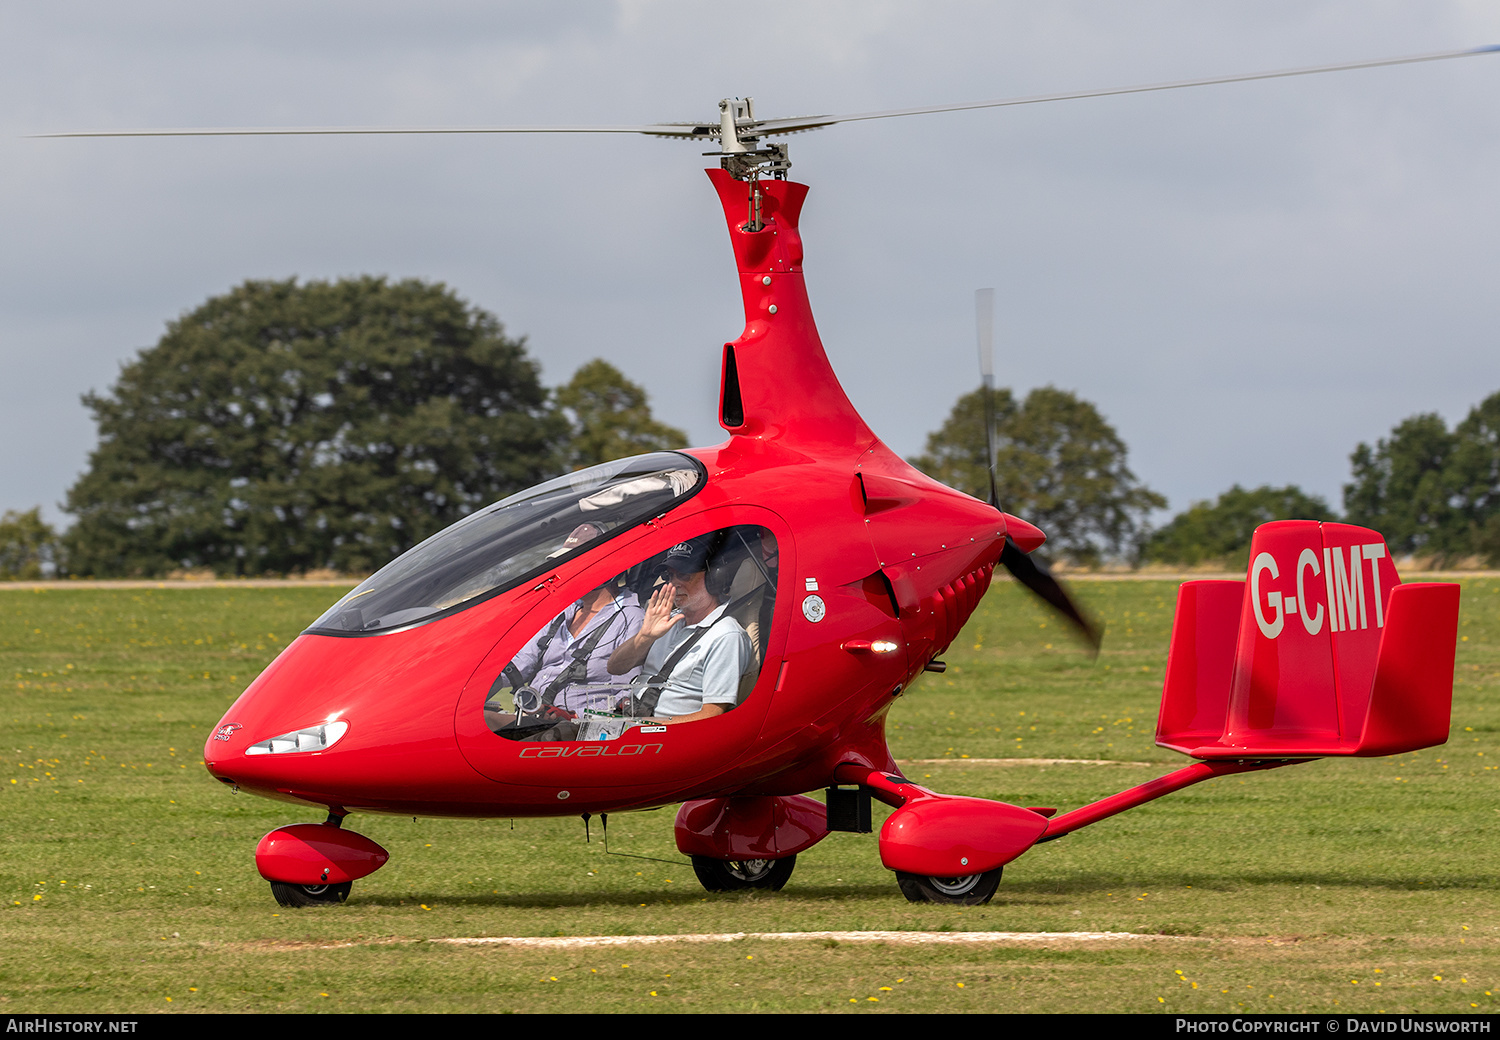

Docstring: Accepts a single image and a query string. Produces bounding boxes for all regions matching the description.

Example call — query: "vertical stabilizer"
[1156,520,1458,758]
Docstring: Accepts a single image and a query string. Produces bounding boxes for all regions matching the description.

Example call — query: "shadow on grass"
[331,867,1495,912]
[1004,870,1500,893]
[352,884,910,910]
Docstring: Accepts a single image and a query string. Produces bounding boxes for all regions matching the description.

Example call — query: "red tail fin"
[1156,521,1459,759]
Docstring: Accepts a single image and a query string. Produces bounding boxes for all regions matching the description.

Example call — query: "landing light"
[246,720,349,756]
[843,639,901,654]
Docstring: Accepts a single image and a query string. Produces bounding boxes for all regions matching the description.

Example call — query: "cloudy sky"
[4,1,1499,531]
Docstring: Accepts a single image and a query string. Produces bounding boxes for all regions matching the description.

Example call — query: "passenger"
[607,536,752,724]
[503,578,644,712]
[486,524,643,738]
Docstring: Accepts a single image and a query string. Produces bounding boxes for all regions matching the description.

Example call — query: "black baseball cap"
[659,536,712,575]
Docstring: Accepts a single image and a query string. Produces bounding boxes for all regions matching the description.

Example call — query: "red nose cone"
[1001,513,1047,555]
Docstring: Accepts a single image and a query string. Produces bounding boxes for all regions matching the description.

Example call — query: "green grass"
[2,579,1499,1013]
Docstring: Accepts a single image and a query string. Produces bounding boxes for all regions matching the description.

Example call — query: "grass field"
[2,577,1498,1014]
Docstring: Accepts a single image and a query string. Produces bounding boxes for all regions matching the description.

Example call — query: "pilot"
[607,535,752,724]
[486,523,644,737]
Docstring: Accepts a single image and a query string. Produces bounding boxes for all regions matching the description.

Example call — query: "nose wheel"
[690,854,796,892]
[256,820,386,907]
[895,868,1002,905]
[270,880,353,907]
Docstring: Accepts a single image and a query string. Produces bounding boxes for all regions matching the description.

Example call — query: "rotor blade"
[37,45,1498,143]
[752,44,1500,135]
[1000,536,1102,654]
[32,122,716,140]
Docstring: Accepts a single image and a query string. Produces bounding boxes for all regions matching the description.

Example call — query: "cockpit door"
[453,506,792,801]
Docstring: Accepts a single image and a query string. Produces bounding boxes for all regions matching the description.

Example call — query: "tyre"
[691,854,796,892]
[895,868,1002,905]
[269,880,353,907]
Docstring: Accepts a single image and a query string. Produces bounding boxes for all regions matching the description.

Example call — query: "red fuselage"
[203,170,1009,818]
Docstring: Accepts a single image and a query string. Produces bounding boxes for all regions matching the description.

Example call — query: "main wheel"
[895,868,1002,905]
[691,854,796,892]
[269,880,353,907]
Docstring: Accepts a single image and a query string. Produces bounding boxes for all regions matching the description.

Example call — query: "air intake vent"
[720,344,744,428]
[930,564,995,654]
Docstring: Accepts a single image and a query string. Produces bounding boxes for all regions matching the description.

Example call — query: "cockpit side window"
[306,452,705,635]
[484,526,778,742]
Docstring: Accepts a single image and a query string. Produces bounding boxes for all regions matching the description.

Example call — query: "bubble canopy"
[307,452,706,636]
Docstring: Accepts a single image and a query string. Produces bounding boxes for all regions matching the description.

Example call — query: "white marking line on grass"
[902,758,1154,767]
[435,930,1175,949]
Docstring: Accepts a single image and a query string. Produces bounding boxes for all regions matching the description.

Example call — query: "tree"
[1446,391,1500,560]
[555,359,687,469]
[911,385,1165,565]
[64,277,565,577]
[0,507,61,579]
[1344,391,1500,564]
[1343,413,1457,557]
[1142,485,1335,568]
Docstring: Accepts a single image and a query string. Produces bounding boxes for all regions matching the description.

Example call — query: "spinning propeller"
[974,288,1103,652]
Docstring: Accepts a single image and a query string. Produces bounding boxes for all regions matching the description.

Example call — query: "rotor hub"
[707,98,792,185]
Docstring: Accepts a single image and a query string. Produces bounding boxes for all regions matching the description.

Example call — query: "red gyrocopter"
[47,47,1480,906]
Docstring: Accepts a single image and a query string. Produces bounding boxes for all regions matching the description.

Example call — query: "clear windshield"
[307,452,705,634]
